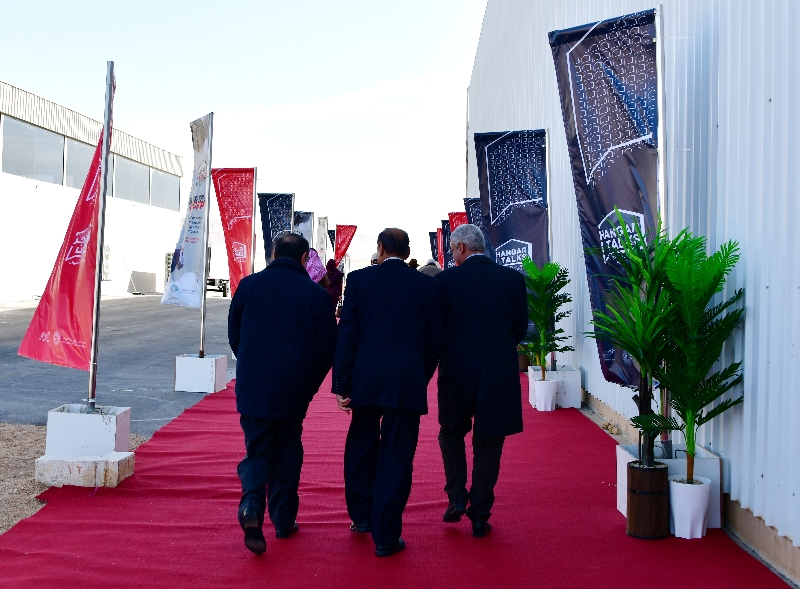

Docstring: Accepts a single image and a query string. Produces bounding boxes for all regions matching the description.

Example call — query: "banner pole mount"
[87,60,115,413]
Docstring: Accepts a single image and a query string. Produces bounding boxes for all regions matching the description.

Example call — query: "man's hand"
[336,395,352,414]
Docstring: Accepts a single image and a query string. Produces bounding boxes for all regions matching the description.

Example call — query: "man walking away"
[435,224,527,538]
[229,232,337,555]
[419,258,442,277]
[333,228,443,557]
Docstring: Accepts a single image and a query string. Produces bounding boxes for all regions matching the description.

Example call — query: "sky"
[0,0,488,266]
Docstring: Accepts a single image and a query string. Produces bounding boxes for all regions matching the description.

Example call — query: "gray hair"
[450,224,485,253]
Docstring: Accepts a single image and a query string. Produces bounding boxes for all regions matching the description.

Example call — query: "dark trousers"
[344,406,420,546]
[237,415,304,531]
[438,397,505,522]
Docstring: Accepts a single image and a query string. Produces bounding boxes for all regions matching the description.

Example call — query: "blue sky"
[0,1,487,263]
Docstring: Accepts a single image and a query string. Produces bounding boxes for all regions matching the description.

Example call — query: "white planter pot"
[534,379,558,411]
[527,365,581,409]
[616,444,722,528]
[175,354,228,393]
[669,475,712,539]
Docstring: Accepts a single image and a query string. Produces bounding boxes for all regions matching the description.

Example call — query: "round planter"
[669,475,711,539]
[534,379,558,411]
[626,461,669,539]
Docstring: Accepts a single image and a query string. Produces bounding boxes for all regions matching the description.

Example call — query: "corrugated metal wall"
[0,80,183,176]
[467,0,799,546]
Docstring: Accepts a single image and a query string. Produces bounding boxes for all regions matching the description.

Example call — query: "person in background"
[419,259,441,277]
[434,223,527,538]
[228,233,337,555]
[407,258,419,270]
[307,248,330,288]
[325,259,344,309]
[370,252,378,265]
[333,228,443,557]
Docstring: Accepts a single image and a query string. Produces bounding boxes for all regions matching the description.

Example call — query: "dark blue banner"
[474,130,549,273]
[257,193,294,263]
[441,220,455,270]
[464,197,482,226]
[328,229,336,250]
[550,9,659,387]
[429,231,438,261]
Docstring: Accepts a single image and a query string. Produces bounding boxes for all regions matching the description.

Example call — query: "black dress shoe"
[375,538,406,557]
[275,522,299,539]
[349,522,370,533]
[241,509,266,554]
[442,502,467,523]
[472,520,492,538]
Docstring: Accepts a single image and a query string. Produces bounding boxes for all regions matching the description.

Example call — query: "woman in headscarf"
[306,249,330,288]
[325,258,344,309]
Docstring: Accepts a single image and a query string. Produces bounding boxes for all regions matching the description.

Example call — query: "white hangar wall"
[467,0,799,547]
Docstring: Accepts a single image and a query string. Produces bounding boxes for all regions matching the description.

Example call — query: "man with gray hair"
[434,223,527,538]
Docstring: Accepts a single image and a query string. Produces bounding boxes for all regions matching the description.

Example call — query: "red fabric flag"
[437,228,444,268]
[448,212,469,231]
[334,225,357,264]
[18,137,105,370]
[211,168,255,297]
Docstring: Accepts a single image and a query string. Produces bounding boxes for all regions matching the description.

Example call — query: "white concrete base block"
[175,354,227,393]
[616,444,722,528]
[36,452,135,488]
[527,365,582,409]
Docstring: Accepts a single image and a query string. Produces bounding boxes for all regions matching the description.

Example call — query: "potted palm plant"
[588,211,685,539]
[519,258,574,411]
[631,236,744,539]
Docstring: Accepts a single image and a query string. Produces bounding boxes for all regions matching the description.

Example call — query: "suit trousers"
[237,415,304,531]
[438,396,505,522]
[344,406,421,546]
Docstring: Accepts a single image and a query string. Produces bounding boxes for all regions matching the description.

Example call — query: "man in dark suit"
[435,223,527,538]
[229,232,337,555]
[333,228,443,557]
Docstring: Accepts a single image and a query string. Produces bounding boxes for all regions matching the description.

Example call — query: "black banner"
[293,211,314,244]
[464,197,482,225]
[328,229,336,250]
[441,220,455,270]
[474,130,549,273]
[257,193,294,263]
[550,9,659,387]
[429,231,438,261]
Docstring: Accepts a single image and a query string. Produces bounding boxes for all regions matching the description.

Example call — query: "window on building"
[114,155,149,204]
[2,116,64,184]
[65,138,95,189]
[150,169,180,211]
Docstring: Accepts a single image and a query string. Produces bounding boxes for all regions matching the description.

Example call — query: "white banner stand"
[175,354,228,393]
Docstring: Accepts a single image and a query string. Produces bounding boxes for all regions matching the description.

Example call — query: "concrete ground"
[0,292,235,436]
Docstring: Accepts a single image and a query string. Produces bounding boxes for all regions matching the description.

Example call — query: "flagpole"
[87,61,115,413]
[251,167,257,274]
[198,114,214,358]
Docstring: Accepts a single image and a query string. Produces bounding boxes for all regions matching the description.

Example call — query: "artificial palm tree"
[631,236,744,482]
[587,212,686,468]
[519,258,574,381]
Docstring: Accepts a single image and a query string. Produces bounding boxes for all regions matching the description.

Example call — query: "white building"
[0,80,183,302]
[467,0,799,581]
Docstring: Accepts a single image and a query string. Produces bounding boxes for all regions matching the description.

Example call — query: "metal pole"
[198,114,214,358]
[251,167,257,275]
[87,61,115,413]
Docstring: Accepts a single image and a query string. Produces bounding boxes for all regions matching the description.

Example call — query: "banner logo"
[65,225,93,266]
[598,209,645,263]
[495,239,533,271]
[232,242,247,262]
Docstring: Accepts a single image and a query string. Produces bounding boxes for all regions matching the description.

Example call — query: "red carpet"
[0,374,787,588]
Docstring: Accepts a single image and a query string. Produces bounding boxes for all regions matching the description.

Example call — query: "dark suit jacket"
[228,257,337,420]
[436,255,528,438]
[332,258,443,414]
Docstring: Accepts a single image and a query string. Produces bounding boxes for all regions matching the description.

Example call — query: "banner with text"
[550,9,659,387]
[211,168,254,297]
[441,220,455,269]
[257,193,294,263]
[316,217,329,263]
[334,224,357,264]
[18,134,108,370]
[162,113,213,308]
[474,129,549,273]
[448,212,468,231]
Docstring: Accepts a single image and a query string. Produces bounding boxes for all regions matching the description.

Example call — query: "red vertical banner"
[448,211,468,230]
[211,168,255,297]
[436,228,444,268]
[18,136,106,370]
[334,224,357,264]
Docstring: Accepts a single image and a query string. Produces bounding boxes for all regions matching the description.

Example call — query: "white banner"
[162,113,213,308]
[316,216,329,264]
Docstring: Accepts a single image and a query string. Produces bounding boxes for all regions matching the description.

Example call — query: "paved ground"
[0,293,235,435]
